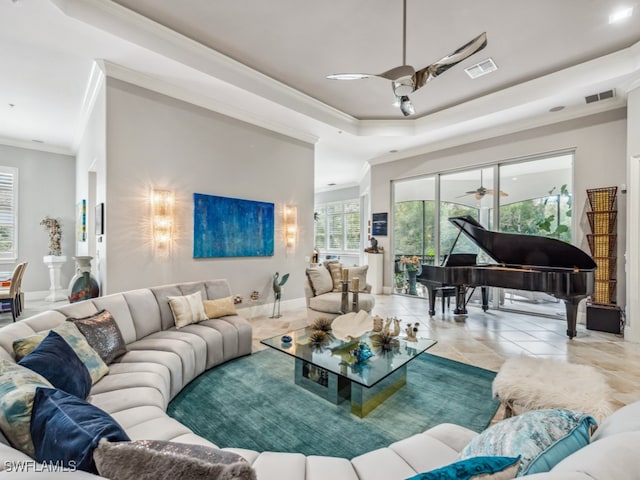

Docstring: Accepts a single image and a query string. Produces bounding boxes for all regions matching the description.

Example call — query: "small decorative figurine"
[405,322,419,342]
[350,342,374,364]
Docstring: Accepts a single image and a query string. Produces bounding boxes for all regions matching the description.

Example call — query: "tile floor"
[8,293,639,413]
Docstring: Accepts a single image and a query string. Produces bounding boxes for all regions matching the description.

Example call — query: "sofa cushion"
[168,291,208,329]
[306,266,333,296]
[406,456,520,480]
[459,409,596,476]
[67,309,128,364]
[309,292,375,314]
[93,439,256,480]
[18,330,91,399]
[327,262,344,291]
[203,296,237,319]
[30,387,129,474]
[0,360,52,457]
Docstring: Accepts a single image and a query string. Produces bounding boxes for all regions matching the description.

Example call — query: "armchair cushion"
[306,266,333,296]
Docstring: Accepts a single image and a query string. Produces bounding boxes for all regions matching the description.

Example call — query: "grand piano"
[417,216,596,338]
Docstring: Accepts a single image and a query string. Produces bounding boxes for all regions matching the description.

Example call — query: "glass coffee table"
[261,327,436,417]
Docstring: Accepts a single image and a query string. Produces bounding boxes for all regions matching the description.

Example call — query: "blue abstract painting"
[193,193,274,258]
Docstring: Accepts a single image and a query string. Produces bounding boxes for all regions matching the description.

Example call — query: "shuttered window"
[0,167,17,261]
[314,199,360,252]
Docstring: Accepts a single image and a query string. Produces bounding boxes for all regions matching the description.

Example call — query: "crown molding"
[0,136,73,156]
[72,61,106,152]
[100,60,320,145]
[49,0,357,132]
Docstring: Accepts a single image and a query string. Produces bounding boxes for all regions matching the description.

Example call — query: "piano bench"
[492,356,614,424]
[435,286,456,313]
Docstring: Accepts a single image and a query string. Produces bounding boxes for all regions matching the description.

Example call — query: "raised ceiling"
[1,0,640,190]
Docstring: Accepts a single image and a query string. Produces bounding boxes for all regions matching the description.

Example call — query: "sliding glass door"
[392,151,575,318]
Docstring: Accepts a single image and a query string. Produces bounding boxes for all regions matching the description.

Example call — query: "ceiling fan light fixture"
[326,73,373,80]
[399,95,415,116]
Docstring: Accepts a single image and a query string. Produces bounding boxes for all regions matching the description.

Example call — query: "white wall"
[0,144,75,291]
[371,109,628,307]
[95,78,314,305]
[626,86,640,341]
[74,78,106,288]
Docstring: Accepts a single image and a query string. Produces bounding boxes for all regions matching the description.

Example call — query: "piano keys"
[417,216,596,338]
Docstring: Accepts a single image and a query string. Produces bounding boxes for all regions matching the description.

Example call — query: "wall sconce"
[284,205,297,248]
[151,189,174,253]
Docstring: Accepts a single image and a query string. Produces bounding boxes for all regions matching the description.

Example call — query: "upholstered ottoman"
[492,356,614,423]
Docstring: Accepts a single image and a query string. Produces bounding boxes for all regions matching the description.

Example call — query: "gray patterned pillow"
[67,309,127,364]
[93,439,256,480]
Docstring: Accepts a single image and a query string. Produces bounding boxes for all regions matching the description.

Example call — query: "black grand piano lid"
[449,216,597,270]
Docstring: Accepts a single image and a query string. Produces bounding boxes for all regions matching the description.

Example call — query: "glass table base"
[294,358,406,417]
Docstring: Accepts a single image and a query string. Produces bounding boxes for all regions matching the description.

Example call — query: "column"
[43,255,67,302]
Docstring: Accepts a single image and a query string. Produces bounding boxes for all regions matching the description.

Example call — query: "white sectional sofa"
[0,279,639,479]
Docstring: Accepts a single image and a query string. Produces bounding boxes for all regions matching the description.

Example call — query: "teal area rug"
[167,349,499,458]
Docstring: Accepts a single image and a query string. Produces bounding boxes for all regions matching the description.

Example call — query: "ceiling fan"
[326,0,488,117]
[458,171,509,200]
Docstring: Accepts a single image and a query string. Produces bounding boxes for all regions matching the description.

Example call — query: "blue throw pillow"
[459,409,596,476]
[18,330,92,399]
[30,387,130,473]
[406,456,520,480]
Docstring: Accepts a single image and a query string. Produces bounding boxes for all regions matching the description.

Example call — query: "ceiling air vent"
[464,58,498,79]
[585,89,615,104]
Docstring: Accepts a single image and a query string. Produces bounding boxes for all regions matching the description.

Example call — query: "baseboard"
[25,290,58,301]
[236,297,306,317]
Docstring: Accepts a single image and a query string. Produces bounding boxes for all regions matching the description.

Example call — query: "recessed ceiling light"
[549,106,565,112]
[31,139,44,144]
[389,149,398,153]
[609,6,633,23]
[327,183,336,186]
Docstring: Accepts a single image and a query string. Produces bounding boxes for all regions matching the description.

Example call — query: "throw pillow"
[53,322,110,385]
[203,296,237,319]
[18,330,92,399]
[93,439,257,480]
[327,262,344,291]
[168,291,208,329]
[0,360,53,457]
[349,265,369,292]
[305,265,333,296]
[406,456,520,480]
[67,309,127,364]
[459,409,596,476]
[12,334,45,361]
[30,387,130,474]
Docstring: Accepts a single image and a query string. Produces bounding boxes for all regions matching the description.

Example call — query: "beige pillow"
[203,297,237,319]
[168,291,208,329]
[327,263,344,292]
[305,266,333,296]
[349,265,369,292]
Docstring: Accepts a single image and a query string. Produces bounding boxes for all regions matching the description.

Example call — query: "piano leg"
[426,286,437,316]
[454,286,467,314]
[481,287,489,312]
[564,298,581,339]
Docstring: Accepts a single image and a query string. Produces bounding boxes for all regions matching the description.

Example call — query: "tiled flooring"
[9,293,639,413]
[249,294,640,413]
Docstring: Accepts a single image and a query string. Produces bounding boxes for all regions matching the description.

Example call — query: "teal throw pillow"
[0,360,53,457]
[459,409,596,476]
[406,456,520,480]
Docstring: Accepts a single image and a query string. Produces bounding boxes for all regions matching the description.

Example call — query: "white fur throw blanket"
[492,356,614,424]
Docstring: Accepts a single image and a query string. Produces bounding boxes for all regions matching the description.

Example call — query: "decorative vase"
[68,256,100,303]
[407,270,418,295]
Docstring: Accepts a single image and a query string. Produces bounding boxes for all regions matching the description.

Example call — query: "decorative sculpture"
[270,272,289,318]
[40,217,62,256]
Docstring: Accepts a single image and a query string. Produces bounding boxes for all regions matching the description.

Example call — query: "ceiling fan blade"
[499,191,509,197]
[326,73,376,80]
[379,65,415,81]
[413,32,488,90]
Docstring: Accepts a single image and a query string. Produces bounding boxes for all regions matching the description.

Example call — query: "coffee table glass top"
[261,327,436,388]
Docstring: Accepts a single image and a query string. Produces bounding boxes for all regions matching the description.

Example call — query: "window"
[0,167,18,261]
[314,200,361,252]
